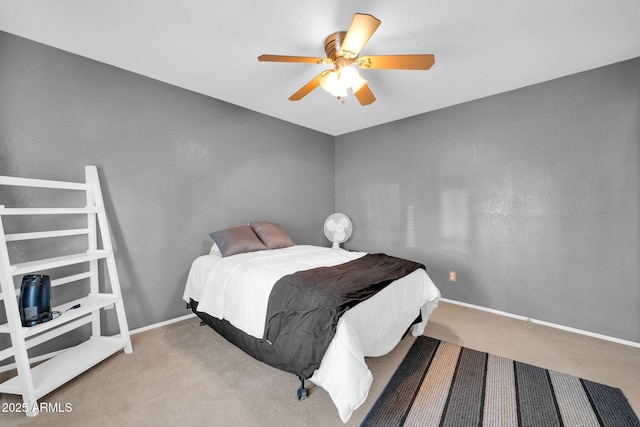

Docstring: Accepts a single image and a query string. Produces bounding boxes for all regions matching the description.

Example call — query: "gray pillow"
[209,225,267,257]
[249,222,295,249]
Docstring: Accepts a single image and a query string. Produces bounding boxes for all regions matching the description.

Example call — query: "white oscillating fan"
[324,213,352,249]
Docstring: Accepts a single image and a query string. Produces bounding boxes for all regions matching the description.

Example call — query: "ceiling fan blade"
[258,54,329,64]
[354,84,376,106]
[338,13,381,59]
[288,72,327,101]
[356,54,435,70]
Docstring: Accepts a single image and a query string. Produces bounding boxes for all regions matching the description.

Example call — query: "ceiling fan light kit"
[258,13,435,106]
[318,59,368,99]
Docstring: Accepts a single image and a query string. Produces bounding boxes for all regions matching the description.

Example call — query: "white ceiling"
[1,1,640,136]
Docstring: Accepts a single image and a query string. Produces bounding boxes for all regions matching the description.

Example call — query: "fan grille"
[324,213,352,246]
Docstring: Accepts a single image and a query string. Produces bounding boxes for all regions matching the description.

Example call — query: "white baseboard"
[130,313,196,335]
[440,298,640,349]
[5,301,636,374]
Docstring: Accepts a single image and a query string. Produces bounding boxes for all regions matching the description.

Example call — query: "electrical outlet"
[448,271,457,282]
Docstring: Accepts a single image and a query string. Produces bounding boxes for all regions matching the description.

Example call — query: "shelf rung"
[10,250,111,276]
[0,175,87,191]
[0,207,100,215]
[5,228,90,242]
[0,317,93,364]
[52,271,93,288]
[11,271,93,298]
[0,346,15,365]
[25,316,93,349]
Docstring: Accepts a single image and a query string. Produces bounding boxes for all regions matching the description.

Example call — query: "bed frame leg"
[297,376,307,401]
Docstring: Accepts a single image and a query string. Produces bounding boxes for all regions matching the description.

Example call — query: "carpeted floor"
[362,336,640,426]
[1,301,639,426]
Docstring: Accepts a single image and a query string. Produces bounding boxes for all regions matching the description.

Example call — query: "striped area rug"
[361,336,640,427]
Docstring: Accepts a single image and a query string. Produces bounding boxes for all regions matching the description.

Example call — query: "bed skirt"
[190,298,421,378]
[191,299,299,375]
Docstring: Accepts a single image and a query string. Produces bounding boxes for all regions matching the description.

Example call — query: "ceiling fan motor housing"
[324,32,348,61]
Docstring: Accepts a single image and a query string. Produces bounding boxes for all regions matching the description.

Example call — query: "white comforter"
[183,245,440,422]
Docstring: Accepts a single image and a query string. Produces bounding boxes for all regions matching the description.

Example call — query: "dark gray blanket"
[264,253,425,378]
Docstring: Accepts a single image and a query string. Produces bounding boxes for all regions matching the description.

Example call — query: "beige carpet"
[2,301,639,426]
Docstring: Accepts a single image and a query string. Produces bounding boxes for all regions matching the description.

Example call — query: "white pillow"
[209,242,223,257]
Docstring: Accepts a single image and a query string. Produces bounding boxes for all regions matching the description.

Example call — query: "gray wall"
[2,30,638,348]
[0,32,335,336]
[336,57,640,342]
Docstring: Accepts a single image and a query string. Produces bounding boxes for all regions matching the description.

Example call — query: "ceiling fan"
[258,13,435,106]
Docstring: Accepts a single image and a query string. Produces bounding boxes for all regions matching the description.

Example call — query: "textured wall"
[2,29,638,349]
[336,57,640,342]
[0,32,334,335]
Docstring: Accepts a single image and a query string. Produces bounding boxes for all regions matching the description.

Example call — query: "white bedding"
[183,245,440,422]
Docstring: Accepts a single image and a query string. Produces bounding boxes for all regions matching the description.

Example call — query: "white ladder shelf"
[0,165,132,416]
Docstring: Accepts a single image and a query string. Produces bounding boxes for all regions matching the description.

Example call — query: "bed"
[182,223,440,423]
